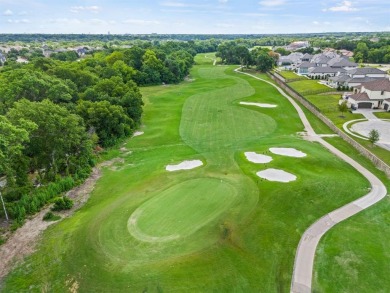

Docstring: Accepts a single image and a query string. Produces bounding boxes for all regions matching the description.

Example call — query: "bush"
[43,211,61,221]
[52,196,73,211]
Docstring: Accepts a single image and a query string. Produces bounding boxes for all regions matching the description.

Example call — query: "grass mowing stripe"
[1,64,373,293]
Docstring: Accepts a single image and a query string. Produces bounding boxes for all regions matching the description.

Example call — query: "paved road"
[234,69,387,293]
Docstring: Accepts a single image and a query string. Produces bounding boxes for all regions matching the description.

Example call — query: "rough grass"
[2,64,373,292]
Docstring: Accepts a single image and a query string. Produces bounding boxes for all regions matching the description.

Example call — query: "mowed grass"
[289,79,331,92]
[305,94,365,127]
[130,178,237,239]
[374,111,390,119]
[313,136,390,293]
[2,63,372,292]
[278,70,301,79]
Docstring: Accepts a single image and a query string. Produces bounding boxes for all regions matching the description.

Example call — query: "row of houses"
[278,51,389,89]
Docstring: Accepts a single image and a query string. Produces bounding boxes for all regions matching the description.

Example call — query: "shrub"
[52,196,74,211]
[43,211,61,221]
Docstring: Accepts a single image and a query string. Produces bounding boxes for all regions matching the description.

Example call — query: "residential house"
[297,62,316,75]
[308,67,345,78]
[278,53,303,69]
[76,47,86,57]
[328,67,387,88]
[346,78,390,110]
[0,52,6,65]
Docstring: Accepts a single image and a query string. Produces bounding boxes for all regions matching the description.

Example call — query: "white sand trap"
[166,160,203,172]
[256,168,297,183]
[245,152,273,164]
[240,102,277,108]
[269,148,306,158]
[133,131,144,137]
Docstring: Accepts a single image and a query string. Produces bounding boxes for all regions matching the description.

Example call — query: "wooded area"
[0,41,196,228]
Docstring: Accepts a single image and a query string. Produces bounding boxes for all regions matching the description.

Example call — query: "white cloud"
[324,1,358,12]
[219,0,228,3]
[7,19,30,23]
[18,11,28,15]
[259,0,286,7]
[70,6,100,14]
[3,9,13,15]
[123,19,161,25]
[313,21,319,25]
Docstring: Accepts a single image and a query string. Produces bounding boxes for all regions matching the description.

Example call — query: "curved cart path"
[235,69,387,293]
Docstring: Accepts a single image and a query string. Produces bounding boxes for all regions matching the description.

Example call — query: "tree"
[0,115,35,187]
[338,101,348,117]
[7,99,92,181]
[252,50,275,72]
[368,129,380,146]
[76,100,133,147]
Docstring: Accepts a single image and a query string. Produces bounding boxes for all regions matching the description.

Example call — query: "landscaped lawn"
[289,79,332,93]
[3,62,384,292]
[278,70,301,79]
[374,111,390,119]
[305,94,365,127]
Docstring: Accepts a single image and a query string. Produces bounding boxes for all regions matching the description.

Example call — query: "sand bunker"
[133,131,144,137]
[240,102,277,108]
[269,147,306,158]
[256,168,297,182]
[166,160,203,172]
[245,152,273,164]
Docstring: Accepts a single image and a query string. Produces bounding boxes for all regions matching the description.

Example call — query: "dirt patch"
[0,158,119,283]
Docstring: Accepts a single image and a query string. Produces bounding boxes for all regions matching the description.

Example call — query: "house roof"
[302,53,313,59]
[361,78,390,92]
[348,92,370,101]
[348,67,387,75]
[328,58,357,68]
[329,75,351,82]
[298,62,316,68]
[348,77,379,84]
[309,67,345,74]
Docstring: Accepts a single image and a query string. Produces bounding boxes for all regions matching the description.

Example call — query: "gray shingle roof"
[309,67,345,74]
[362,79,390,91]
[348,67,387,75]
[298,62,316,68]
[348,92,370,101]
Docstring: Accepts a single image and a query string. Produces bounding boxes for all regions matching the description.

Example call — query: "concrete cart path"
[234,68,387,293]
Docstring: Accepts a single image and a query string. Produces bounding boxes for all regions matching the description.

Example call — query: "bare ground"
[0,158,118,283]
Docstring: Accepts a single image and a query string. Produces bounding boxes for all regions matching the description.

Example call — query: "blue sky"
[1,0,389,34]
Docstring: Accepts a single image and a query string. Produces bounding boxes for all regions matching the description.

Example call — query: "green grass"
[374,112,390,119]
[278,70,300,79]
[305,94,365,127]
[313,136,390,293]
[289,79,332,93]
[1,63,376,292]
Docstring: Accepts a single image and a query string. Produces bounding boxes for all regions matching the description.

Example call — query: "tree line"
[0,42,195,228]
[216,41,278,72]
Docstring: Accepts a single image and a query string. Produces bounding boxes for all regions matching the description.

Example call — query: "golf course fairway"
[2,54,379,292]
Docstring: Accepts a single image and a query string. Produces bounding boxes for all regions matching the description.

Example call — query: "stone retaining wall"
[268,72,390,178]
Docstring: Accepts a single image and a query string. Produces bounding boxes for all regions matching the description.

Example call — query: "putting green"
[128,178,237,242]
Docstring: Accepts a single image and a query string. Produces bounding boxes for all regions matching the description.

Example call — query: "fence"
[268,72,390,178]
